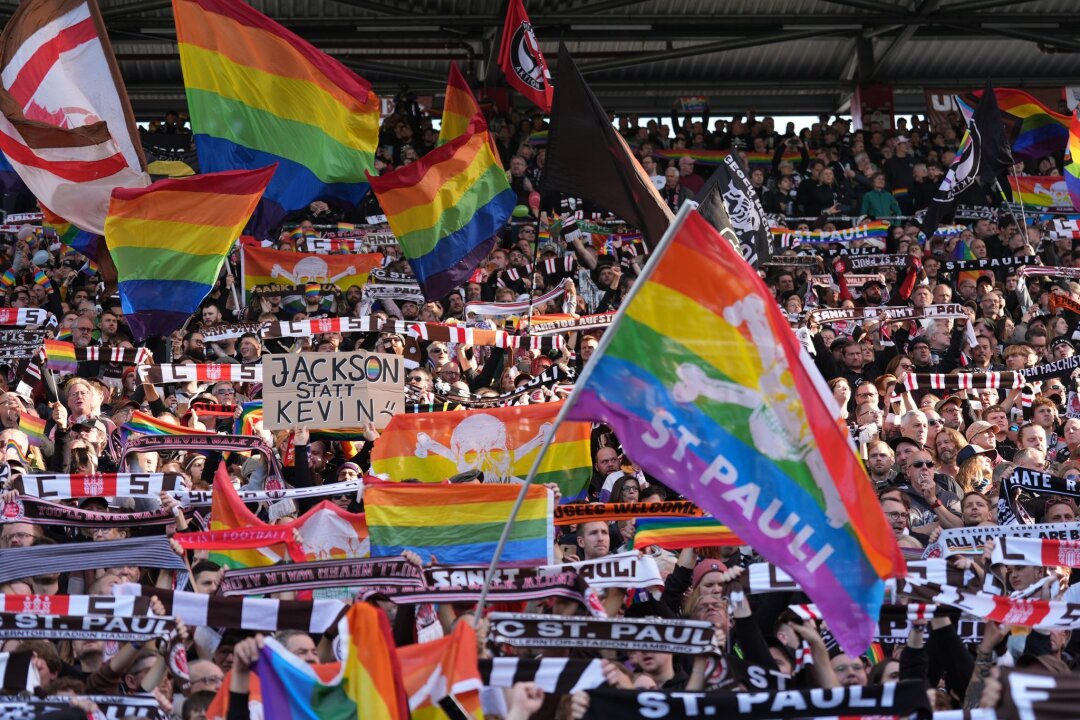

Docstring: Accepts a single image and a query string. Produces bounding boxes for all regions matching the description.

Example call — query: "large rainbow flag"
[254,601,409,720]
[104,167,272,340]
[370,401,591,500]
[240,243,382,301]
[1066,110,1080,212]
[172,0,379,237]
[564,207,904,654]
[983,87,1071,162]
[365,483,553,565]
[367,129,514,300]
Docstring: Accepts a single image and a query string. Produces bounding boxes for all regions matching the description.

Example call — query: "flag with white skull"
[696,153,771,267]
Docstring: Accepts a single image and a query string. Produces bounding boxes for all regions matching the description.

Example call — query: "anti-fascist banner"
[263,350,404,430]
[583,681,932,720]
[999,468,1080,525]
[929,521,1080,558]
[488,613,716,654]
[240,243,382,301]
[553,500,704,525]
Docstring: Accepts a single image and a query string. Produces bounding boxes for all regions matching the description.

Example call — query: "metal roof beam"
[562,0,653,14]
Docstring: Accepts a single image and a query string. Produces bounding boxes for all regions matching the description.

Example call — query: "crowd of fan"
[0,103,1075,720]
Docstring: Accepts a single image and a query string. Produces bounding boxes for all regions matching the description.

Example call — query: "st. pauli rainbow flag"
[399,620,482,720]
[173,0,380,238]
[240,243,382,301]
[104,166,273,340]
[209,463,305,569]
[17,412,47,447]
[1066,110,1080,212]
[770,221,889,247]
[43,338,77,375]
[367,129,514,300]
[977,87,1071,161]
[122,410,217,439]
[632,517,741,550]
[564,206,904,654]
[365,483,553,565]
[254,602,409,720]
[1007,175,1073,210]
[370,401,591,500]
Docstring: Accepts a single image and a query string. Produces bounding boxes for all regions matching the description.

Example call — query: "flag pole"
[474,200,698,616]
[1007,167,1030,241]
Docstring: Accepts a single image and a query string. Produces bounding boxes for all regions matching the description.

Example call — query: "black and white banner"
[999,469,1080,526]
[0,612,175,643]
[114,583,346,634]
[363,283,426,303]
[0,495,188,528]
[219,557,423,596]
[525,313,615,336]
[845,254,911,270]
[0,594,152,616]
[488,613,716,654]
[806,303,967,327]
[0,537,185,584]
[0,694,166,720]
[696,154,770,267]
[940,255,1038,272]
[202,322,266,342]
[583,682,932,720]
[172,479,363,509]
[479,657,605,694]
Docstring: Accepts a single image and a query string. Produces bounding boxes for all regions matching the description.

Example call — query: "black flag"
[920,80,1014,238]
[542,44,673,249]
[696,153,770,266]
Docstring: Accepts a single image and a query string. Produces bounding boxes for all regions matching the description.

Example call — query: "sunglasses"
[927,419,942,426]
[408,376,426,382]
[910,460,934,469]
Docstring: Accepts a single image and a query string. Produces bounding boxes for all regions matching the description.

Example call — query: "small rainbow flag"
[289,228,305,242]
[892,187,909,201]
[43,338,78,375]
[1,269,15,287]
[4,439,31,467]
[632,517,742,550]
[234,401,263,436]
[254,602,409,720]
[122,410,217,438]
[55,327,72,342]
[1065,110,1080,212]
[365,483,553,565]
[336,221,356,232]
[18,413,47,447]
[32,269,50,289]
[528,130,548,146]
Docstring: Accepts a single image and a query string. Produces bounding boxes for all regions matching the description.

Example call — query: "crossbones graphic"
[415,413,553,483]
[671,295,850,529]
[270,256,356,285]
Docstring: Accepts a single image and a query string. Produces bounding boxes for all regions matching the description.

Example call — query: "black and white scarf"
[583,682,932,720]
[138,363,262,385]
[114,583,346,633]
[999,468,1080,525]
[525,313,615,337]
[929,521,1080,558]
[990,534,1080,568]
[363,283,426,303]
[261,316,382,339]
[940,255,1038,272]
[479,657,604,694]
[0,495,187,528]
[1000,669,1080,720]
[806,303,967,327]
[897,371,1024,393]
[488,613,716,654]
[0,536,185,584]
[0,652,38,692]
[904,575,1080,629]
[173,478,363,509]
[202,322,267,342]
[218,557,423,596]
[465,286,566,317]
[0,308,57,330]
[844,254,912,270]
[14,472,184,500]
[0,612,176,643]
[0,694,166,720]
[404,366,573,409]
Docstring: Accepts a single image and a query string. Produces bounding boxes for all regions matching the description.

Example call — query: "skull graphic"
[415,413,552,483]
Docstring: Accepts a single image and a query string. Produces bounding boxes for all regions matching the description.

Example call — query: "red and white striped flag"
[0,0,148,235]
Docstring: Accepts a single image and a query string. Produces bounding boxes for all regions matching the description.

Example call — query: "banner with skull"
[240,242,383,302]
[695,154,770,267]
[370,401,592,499]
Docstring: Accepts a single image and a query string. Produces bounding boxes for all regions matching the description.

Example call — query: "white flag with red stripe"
[0,0,148,235]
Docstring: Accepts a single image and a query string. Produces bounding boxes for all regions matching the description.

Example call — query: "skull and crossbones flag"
[370,400,592,500]
[696,153,770,267]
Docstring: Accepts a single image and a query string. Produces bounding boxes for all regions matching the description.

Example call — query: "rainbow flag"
[18,413,47,447]
[234,401,263,436]
[367,128,514,300]
[4,439,31,468]
[241,243,382,301]
[1066,110,1080,212]
[632,517,741,550]
[336,221,356,232]
[745,151,801,166]
[41,207,101,261]
[122,410,217,439]
[43,338,77,375]
[399,621,482,720]
[209,462,303,569]
[564,208,903,654]
[0,269,14,287]
[438,63,487,146]
[365,483,553,565]
[173,0,380,237]
[984,87,1071,161]
[254,602,409,720]
[371,401,591,500]
[1007,175,1073,210]
[527,130,548,146]
[104,167,273,340]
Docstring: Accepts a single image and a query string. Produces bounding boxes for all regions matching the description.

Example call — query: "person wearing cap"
[965,419,1000,454]
[907,336,935,372]
[956,444,994,495]
[889,434,923,479]
[1051,336,1075,361]
[935,395,964,432]
[854,277,885,308]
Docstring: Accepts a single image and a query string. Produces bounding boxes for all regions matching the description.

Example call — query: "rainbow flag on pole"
[564,205,904,654]
[173,0,379,237]
[104,166,273,340]
[632,517,742,550]
[367,129,515,300]
[438,63,487,147]
[42,207,102,261]
[255,601,409,720]
[43,338,77,375]
[985,87,1071,161]
[365,483,553,565]
[370,401,591,500]
[1066,110,1080,212]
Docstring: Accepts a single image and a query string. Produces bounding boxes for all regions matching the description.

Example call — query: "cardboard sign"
[263,351,403,430]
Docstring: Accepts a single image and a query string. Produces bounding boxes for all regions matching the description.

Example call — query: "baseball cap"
[965,420,999,442]
[956,444,994,465]
[889,436,923,453]
[935,396,962,413]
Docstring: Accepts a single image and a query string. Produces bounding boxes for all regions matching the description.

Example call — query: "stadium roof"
[39,0,1080,118]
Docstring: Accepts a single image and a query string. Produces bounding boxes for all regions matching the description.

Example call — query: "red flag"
[498,0,553,112]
